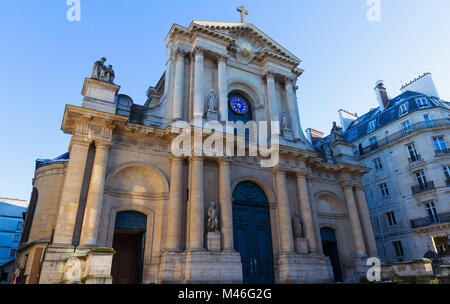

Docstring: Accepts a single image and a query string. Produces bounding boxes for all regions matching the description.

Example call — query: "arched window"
[228,92,253,124]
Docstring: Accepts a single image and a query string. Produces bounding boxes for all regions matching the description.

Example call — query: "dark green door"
[233,182,274,284]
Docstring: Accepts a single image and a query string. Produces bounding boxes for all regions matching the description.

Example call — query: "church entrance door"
[111,211,146,284]
[232,182,274,284]
[320,227,343,282]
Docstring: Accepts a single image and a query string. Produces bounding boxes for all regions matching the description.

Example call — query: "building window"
[416,97,429,109]
[386,211,397,227]
[444,166,450,180]
[425,202,439,223]
[13,234,20,242]
[367,120,376,133]
[10,249,16,257]
[433,137,447,154]
[402,120,412,132]
[371,216,381,234]
[433,236,449,256]
[415,170,428,187]
[373,158,383,170]
[369,137,378,150]
[17,221,23,231]
[379,183,390,198]
[392,241,405,257]
[400,103,409,115]
[407,143,420,162]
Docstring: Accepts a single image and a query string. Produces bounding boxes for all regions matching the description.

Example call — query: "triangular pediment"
[175,21,301,65]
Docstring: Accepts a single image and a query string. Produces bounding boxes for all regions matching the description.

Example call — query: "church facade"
[13,12,377,284]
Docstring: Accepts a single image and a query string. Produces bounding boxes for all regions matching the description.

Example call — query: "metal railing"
[411,181,435,195]
[435,148,450,156]
[411,211,450,229]
[357,119,450,156]
[408,154,422,163]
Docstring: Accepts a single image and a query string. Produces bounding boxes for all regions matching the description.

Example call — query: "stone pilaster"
[217,54,228,122]
[218,158,234,251]
[53,137,92,246]
[188,156,204,251]
[172,48,187,121]
[266,72,280,133]
[296,172,318,253]
[342,184,367,258]
[193,47,205,119]
[79,141,112,247]
[284,77,301,140]
[355,186,378,257]
[165,156,184,251]
[274,169,295,254]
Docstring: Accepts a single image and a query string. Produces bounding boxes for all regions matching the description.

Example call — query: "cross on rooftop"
[237,6,248,23]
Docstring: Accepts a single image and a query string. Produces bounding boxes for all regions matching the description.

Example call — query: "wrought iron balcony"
[408,154,422,163]
[410,212,450,229]
[435,148,450,156]
[411,181,435,195]
[357,119,450,156]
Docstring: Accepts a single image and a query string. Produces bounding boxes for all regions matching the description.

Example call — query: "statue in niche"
[207,201,219,233]
[330,121,344,144]
[292,214,303,238]
[281,112,290,130]
[91,57,115,83]
[207,90,218,112]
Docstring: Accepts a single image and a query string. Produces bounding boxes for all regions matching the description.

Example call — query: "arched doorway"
[320,227,343,282]
[232,181,274,284]
[111,211,146,284]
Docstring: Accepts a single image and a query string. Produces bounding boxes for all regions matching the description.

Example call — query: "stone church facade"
[13,14,377,284]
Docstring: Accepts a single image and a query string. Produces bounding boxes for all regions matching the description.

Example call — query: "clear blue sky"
[1,0,449,200]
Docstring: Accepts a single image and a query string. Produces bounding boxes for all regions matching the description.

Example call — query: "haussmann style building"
[337,74,450,265]
[13,10,378,284]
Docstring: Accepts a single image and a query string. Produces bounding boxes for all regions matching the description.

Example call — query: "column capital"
[216,54,228,64]
[95,141,112,149]
[71,136,92,147]
[273,167,287,176]
[295,170,308,178]
[189,156,204,162]
[283,76,296,88]
[217,157,232,165]
[169,155,185,162]
[175,47,189,57]
[192,46,206,57]
[341,181,356,190]
[265,71,275,80]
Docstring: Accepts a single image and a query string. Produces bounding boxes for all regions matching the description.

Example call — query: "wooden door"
[111,233,140,284]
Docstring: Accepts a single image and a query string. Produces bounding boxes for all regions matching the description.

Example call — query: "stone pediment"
[168,21,301,66]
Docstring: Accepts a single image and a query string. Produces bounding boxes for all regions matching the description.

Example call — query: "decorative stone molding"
[192,46,206,56]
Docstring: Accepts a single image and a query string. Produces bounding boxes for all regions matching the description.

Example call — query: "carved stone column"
[217,55,228,122]
[80,141,112,247]
[284,78,301,140]
[165,156,184,251]
[188,156,204,251]
[266,72,280,133]
[218,158,234,251]
[172,48,187,121]
[274,169,295,254]
[343,184,367,258]
[53,137,92,246]
[193,47,205,119]
[355,186,378,257]
[296,172,318,253]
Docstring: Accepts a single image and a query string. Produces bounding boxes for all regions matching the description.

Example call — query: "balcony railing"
[410,211,450,229]
[435,148,450,156]
[408,154,422,163]
[411,181,435,195]
[357,118,450,156]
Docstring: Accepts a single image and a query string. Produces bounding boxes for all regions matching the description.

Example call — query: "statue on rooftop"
[91,57,115,83]
[330,121,344,144]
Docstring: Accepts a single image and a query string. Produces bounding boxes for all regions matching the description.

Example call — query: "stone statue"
[104,65,115,83]
[207,201,219,233]
[330,121,344,144]
[91,57,115,83]
[292,214,303,238]
[207,90,218,112]
[281,112,289,130]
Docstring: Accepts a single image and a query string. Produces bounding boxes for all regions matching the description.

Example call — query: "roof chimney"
[374,81,389,111]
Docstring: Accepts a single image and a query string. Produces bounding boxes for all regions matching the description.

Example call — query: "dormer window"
[416,97,429,109]
[400,103,409,115]
[367,120,376,133]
